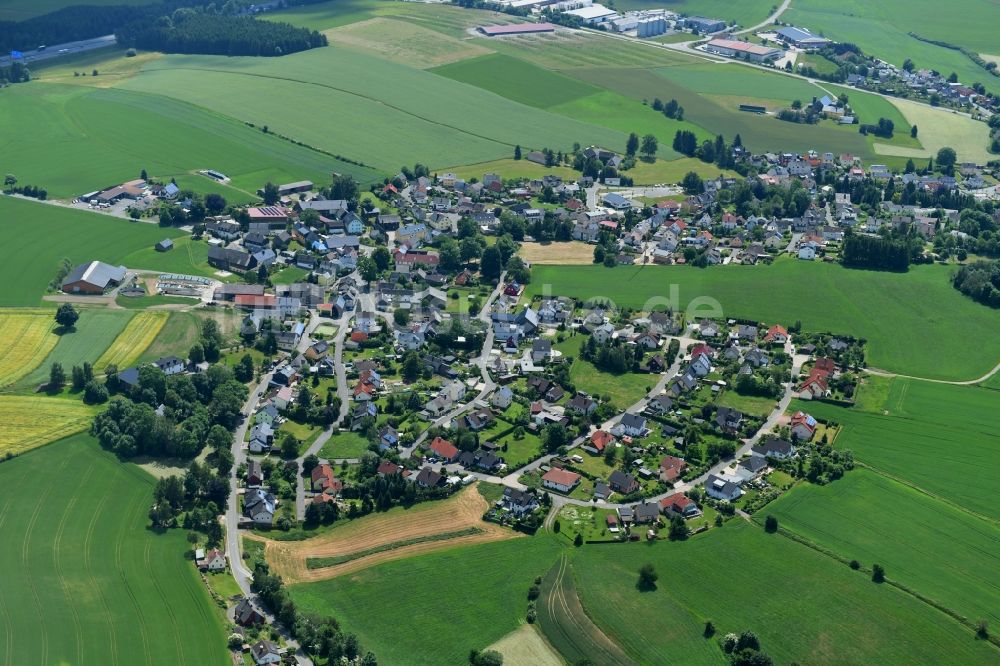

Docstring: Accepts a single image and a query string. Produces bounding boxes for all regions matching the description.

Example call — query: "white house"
[705,474,742,501]
[491,386,514,410]
[797,245,816,260]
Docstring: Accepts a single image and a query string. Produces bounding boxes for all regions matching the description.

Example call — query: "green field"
[319,431,371,459]
[768,469,1000,624]
[120,236,215,276]
[526,261,1000,380]
[790,379,1000,520]
[117,49,628,172]
[0,434,228,665]
[15,309,135,389]
[0,83,374,199]
[0,197,188,306]
[0,0,158,20]
[572,522,1000,664]
[290,538,562,665]
[136,310,208,363]
[614,0,774,26]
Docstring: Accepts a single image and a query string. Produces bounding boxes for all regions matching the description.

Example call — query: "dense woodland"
[952,260,1000,307]
[841,233,916,271]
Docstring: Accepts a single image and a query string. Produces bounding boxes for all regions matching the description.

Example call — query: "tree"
[262,181,279,205]
[280,432,299,459]
[470,649,504,666]
[3,174,16,188]
[681,171,704,195]
[393,307,410,327]
[910,124,918,139]
[83,379,109,404]
[234,354,255,382]
[668,514,688,540]
[189,341,205,365]
[402,352,422,383]
[55,303,79,329]
[574,532,584,547]
[625,132,640,157]
[764,515,778,533]
[871,563,886,583]
[514,145,522,160]
[49,362,66,389]
[936,146,957,175]
[637,563,658,591]
[480,245,503,281]
[640,134,658,159]
[205,193,226,215]
[358,256,379,283]
[302,454,319,476]
[372,246,391,272]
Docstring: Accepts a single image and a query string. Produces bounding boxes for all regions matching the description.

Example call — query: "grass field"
[0,434,229,664]
[120,237,215,276]
[289,537,561,665]
[260,485,517,582]
[0,0,158,20]
[115,294,201,309]
[486,624,563,666]
[117,49,627,172]
[0,396,97,456]
[136,311,220,364]
[94,310,168,371]
[0,83,374,199]
[768,468,1000,624]
[0,311,59,388]
[526,261,1000,380]
[791,379,1000,521]
[615,0,774,26]
[443,158,579,183]
[15,309,135,389]
[715,390,778,417]
[555,333,653,408]
[326,17,493,68]
[520,241,595,265]
[318,431,371,460]
[573,522,1000,664]
[876,97,993,163]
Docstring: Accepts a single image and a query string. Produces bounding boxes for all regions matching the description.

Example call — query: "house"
[491,386,514,410]
[60,261,127,294]
[797,371,830,399]
[798,245,816,260]
[248,423,274,453]
[377,425,399,451]
[582,429,614,454]
[246,459,264,488]
[660,492,701,519]
[659,455,686,483]
[602,192,632,210]
[234,597,265,627]
[243,488,276,524]
[350,401,377,431]
[763,324,788,345]
[531,339,553,363]
[501,487,539,517]
[250,639,283,665]
[608,469,640,494]
[789,411,818,441]
[377,460,401,477]
[752,436,796,459]
[705,474,742,501]
[633,502,661,524]
[152,355,185,375]
[647,393,674,415]
[310,463,342,495]
[415,466,445,488]
[566,393,597,415]
[737,454,768,480]
[428,436,460,462]
[456,409,494,432]
[542,467,581,493]
[614,412,647,437]
[195,547,227,572]
[715,406,743,434]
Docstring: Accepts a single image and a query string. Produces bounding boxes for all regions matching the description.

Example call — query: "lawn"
[526,260,1000,380]
[791,379,1000,521]
[271,265,311,285]
[0,310,59,388]
[0,434,229,664]
[289,537,562,665]
[119,236,217,276]
[715,390,778,417]
[442,158,579,183]
[319,431,371,460]
[572,522,1000,664]
[15,309,135,389]
[117,49,627,172]
[0,395,98,456]
[768,468,1000,625]
[555,334,653,408]
[94,311,168,371]
[0,198,188,306]
[0,83,373,199]
[115,294,201,309]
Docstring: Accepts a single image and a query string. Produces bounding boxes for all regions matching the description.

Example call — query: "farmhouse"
[705,39,782,63]
[542,467,581,493]
[195,547,227,572]
[234,597,265,627]
[208,246,254,272]
[60,261,126,294]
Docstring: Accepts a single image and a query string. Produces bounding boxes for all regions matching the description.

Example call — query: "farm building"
[276,180,313,196]
[60,260,126,294]
[705,39,783,63]
[775,26,831,50]
[207,246,254,272]
[477,22,557,36]
[155,238,174,252]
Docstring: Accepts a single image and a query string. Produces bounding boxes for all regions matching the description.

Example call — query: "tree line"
[953,260,1000,307]
[841,233,912,271]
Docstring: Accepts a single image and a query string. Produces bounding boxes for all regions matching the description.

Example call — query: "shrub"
[849,559,861,570]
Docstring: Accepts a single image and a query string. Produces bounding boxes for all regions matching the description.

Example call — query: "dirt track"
[253,486,521,583]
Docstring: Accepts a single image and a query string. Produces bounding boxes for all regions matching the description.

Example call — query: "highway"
[0,34,117,68]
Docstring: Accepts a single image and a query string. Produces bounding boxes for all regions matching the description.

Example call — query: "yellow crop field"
[94,311,168,371]
[0,310,59,388]
[0,396,97,455]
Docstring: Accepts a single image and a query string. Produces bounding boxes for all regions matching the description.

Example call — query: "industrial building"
[680,16,726,33]
[775,26,831,50]
[705,38,783,63]
[564,3,618,24]
[637,17,668,38]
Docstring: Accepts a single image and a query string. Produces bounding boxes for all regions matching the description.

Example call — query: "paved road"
[0,34,117,68]
[733,0,793,35]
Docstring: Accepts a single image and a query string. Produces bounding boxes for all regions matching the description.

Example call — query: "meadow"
[790,379,1000,520]
[15,308,135,389]
[94,310,168,371]
[289,537,562,665]
[0,0,158,20]
[0,197,185,306]
[0,434,229,664]
[0,83,373,199]
[767,468,1000,624]
[0,395,97,455]
[120,236,215,277]
[572,522,1000,664]
[325,16,493,68]
[0,310,59,388]
[117,49,628,172]
[526,260,1000,380]
[876,96,994,163]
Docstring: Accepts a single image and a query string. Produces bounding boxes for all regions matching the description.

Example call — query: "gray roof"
[62,261,126,289]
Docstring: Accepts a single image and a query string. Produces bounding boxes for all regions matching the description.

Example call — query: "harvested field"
[0,311,59,388]
[0,396,97,456]
[486,623,564,666]
[325,17,493,68]
[257,485,520,582]
[94,311,168,371]
[520,241,595,265]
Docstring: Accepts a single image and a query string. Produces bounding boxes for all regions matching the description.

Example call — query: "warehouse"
[564,4,618,25]
[60,261,127,294]
[775,26,831,50]
[681,16,726,33]
[705,38,783,63]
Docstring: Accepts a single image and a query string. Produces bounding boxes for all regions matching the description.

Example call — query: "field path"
[734,0,793,35]
[865,358,1000,386]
